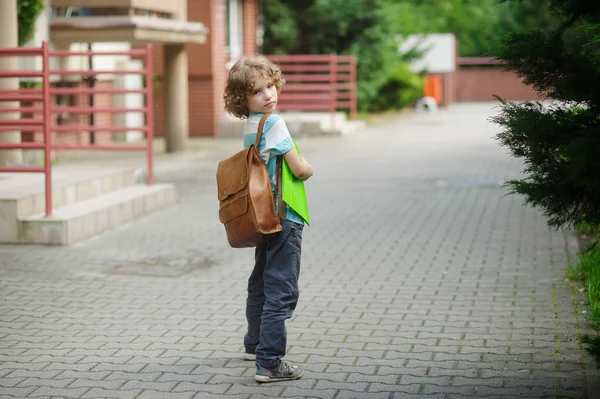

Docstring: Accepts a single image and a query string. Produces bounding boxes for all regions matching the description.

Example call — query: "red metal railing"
[265,54,357,120]
[0,41,154,217]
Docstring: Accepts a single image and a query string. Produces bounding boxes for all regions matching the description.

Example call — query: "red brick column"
[243,0,259,55]
[186,0,227,137]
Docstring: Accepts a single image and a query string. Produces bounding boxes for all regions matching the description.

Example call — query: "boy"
[223,55,314,383]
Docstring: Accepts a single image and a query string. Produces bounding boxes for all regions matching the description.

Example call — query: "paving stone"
[26,387,89,397]
[14,377,74,389]
[136,390,195,399]
[0,377,26,388]
[336,391,390,399]
[0,386,37,397]
[80,388,142,399]
[90,363,145,373]
[101,379,174,393]
[226,383,285,396]
[280,387,337,399]
[369,382,422,394]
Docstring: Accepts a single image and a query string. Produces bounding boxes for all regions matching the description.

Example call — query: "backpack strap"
[276,156,286,220]
[255,113,286,220]
[255,113,271,147]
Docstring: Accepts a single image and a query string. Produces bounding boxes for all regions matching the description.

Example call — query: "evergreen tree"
[492,0,600,229]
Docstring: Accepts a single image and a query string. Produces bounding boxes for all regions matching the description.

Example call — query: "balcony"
[51,0,182,17]
[50,0,207,45]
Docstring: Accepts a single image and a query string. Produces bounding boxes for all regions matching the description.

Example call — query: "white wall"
[398,33,456,74]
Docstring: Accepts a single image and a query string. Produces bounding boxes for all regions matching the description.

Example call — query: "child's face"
[246,75,278,115]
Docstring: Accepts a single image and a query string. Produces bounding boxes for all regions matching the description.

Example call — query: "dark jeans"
[244,219,303,369]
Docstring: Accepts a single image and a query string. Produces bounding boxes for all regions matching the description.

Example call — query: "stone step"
[0,165,138,220]
[0,165,140,243]
[18,183,176,246]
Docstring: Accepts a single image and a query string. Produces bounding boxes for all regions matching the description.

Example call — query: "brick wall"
[187,0,220,137]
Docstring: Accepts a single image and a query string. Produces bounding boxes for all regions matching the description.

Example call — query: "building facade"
[152,0,259,139]
[22,0,259,150]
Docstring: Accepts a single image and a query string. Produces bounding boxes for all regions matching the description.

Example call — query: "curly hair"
[224,55,285,119]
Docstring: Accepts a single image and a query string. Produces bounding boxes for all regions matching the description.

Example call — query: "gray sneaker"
[244,352,256,361]
[254,360,304,383]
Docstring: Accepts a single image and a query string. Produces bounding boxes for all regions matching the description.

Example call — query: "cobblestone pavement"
[1,103,599,399]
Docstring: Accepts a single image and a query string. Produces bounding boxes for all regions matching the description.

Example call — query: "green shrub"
[572,244,600,366]
[577,220,600,236]
[577,246,600,329]
[492,1,600,231]
[17,0,45,46]
[369,62,424,112]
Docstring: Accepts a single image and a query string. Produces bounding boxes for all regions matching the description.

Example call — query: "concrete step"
[0,165,137,220]
[18,183,176,246]
[0,165,139,243]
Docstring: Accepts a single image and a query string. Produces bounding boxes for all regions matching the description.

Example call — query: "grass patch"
[569,242,600,366]
[576,246,600,330]
[580,335,600,367]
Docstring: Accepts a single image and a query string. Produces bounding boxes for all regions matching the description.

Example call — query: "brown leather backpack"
[216,114,285,248]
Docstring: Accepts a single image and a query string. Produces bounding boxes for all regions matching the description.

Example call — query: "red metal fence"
[0,41,154,217]
[265,54,357,120]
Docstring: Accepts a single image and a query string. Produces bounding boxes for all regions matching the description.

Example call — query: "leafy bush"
[577,246,600,329]
[369,62,424,112]
[567,234,600,364]
[17,0,45,46]
[261,0,413,112]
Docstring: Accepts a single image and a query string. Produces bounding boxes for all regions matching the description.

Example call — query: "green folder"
[282,139,310,225]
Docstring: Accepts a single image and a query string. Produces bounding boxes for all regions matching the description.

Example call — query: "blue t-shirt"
[244,113,304,225]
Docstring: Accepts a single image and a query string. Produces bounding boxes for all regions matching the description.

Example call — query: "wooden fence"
[265,54,357,120]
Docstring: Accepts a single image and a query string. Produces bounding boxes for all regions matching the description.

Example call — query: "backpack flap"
[218,194,249,224]
[216,147,251,201]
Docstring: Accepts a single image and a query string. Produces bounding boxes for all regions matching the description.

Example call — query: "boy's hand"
[299,158,313,181]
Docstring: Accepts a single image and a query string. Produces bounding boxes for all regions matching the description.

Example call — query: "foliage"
[260,0,565,111]
[261,0,416,111]
[495,0,562,36]
[569,244,600,364]
[17,0,45,46]
[492,1,600,230]
[386,0,563,57]
[580,334,600,369]
[262,0,396,111]
[369,62,424,112]
[577,246,600,330]
[19,81,42,89]
[577,221,600,237]
[387,0,500,57]
[260,0,297,55]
